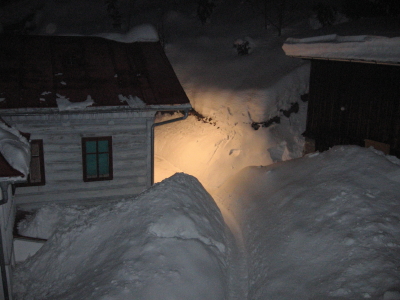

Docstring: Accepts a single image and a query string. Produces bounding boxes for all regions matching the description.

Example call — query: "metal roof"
[0,155,24,178]
[0,35,190,110]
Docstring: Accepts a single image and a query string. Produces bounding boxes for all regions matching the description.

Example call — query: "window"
[16,139,45,186]
[82,137,113,182]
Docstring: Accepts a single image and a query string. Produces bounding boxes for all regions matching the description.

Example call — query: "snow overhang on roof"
[0,122,30,182]
[282,34,400,66]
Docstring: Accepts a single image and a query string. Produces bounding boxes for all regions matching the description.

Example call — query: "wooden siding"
[305,60,400,157]
[3,111,154,208]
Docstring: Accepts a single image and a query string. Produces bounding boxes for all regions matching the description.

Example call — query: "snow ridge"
[0,122,30,178]
[14,173,228,300]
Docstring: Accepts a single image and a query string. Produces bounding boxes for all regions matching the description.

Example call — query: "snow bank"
[13,173,228,300]
[283,34,400,64]
[214,145,400,300]
[0,122,30,178]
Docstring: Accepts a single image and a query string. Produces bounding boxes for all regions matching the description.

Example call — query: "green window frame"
[82,136,113,182]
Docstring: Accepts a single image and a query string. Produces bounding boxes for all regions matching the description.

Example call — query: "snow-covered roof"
[283,17,400,65]
[282,34,400,65]
[0,122,30,182]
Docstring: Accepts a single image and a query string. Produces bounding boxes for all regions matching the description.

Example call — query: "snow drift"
[0,121,30,179]
[13,173,228,300]
[214,145,400,300]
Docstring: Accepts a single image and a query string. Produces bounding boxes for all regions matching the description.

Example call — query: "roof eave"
[288,55,400,66]
[0,176,27,183]
[0,103,192,116]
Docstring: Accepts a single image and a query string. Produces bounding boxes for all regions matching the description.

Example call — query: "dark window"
[82,137,113,182]
[16,139,45,186]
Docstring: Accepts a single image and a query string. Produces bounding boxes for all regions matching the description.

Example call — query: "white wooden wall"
[3,110,155,209]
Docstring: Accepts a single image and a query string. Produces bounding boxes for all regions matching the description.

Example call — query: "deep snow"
[214,146,400,300]
[14,174,228,300]
[14,146,400,300]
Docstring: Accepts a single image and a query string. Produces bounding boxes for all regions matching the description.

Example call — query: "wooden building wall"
[305,60,400,157]
[3,110,155,209]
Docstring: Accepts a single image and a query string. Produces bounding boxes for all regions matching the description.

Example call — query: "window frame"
[82,136,113,182]
[16,139,46,187]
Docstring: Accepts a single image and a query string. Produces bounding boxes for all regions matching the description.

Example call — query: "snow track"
[216,198,249,300]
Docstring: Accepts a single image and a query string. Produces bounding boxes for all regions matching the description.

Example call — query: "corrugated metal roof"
[0,35,190,109]
[0,154,24,178]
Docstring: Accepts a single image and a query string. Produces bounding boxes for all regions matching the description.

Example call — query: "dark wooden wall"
[304,60,400,157]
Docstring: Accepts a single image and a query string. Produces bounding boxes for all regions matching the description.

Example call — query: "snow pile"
[56,94,94,111]
[283,34,400,63]
[13,173,228,300]
[15,146,400,299]
[0,122,30,179]
[214,145,400,300]
[17,204,98,240]
[118,94,146,108]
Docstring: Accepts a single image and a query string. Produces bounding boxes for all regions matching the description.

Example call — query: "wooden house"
[0,35,191,209]
[283,33,400,158]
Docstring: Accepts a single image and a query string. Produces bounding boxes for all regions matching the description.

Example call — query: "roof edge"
[287,55,400,66]
[0,104,192,116]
